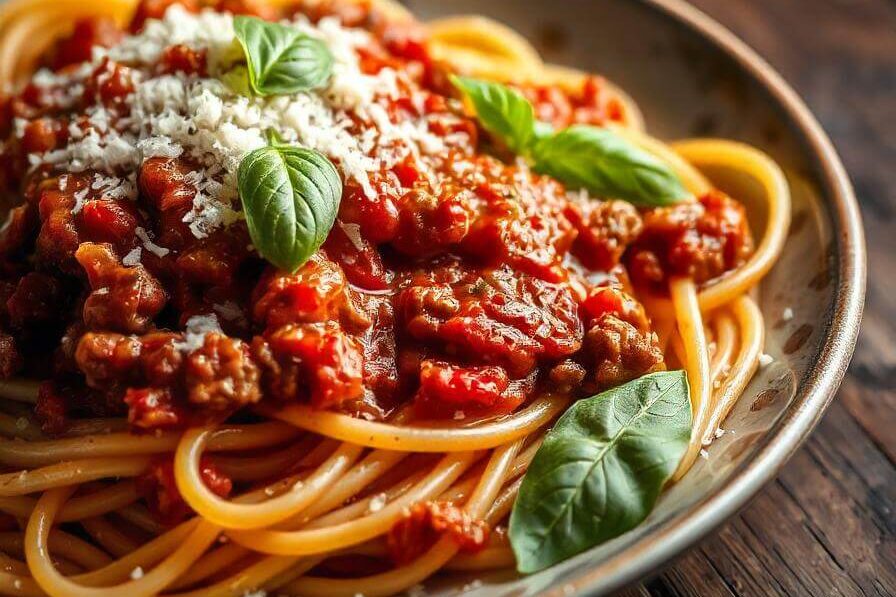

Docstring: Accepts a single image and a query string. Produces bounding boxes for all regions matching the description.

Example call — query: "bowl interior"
[403,0,845,594]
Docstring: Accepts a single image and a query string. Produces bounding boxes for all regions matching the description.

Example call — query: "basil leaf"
[451,75,535,154]
[233,16,333,96]
[533,125,689,206]
[509,370,692,573]
[221,64,252,96]
[533,120,555,144]
[238,145,342,272]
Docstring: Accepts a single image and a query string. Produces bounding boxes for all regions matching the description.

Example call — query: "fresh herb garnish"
[451,76,689,206]
[532,125,688,206]
[232,16,333,96]
[509,371,692,573]
[237,143,342,273]
[451,76,535,154]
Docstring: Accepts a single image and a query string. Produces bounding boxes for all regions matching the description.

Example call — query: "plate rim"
[535,0,867,595]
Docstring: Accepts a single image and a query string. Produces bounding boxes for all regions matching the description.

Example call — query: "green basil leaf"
[532,125,689,206]
[238,145,342,272]
[533,120,555,144]
[451,75,535,154]
[509,370,692,573]
[221,64,253,96]
[233,16,333,96]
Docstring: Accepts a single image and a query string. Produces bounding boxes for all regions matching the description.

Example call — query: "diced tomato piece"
[323,221,392,291]
[388,501,489,564]
[136,457,231,525]
[253,322,364,409]
[580,286,650,331]
[414,360,522,417]
[78,199,140,246]
[50,17,122,70]
[130,0,199,32]
[125,387,183,430]
[251,255,346,329]
[159,44,207,76]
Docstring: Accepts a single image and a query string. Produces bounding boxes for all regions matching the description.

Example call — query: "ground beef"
[35,181,83,274]
[566,199,643,271]
[33,379,122,434]
[184,332,261,411]
[78,328,260,427]
[580,286,651,331]
[139,332,185,386]
[627,191,754,289]
[397,262,582,376]
[76,243,167,334]
[252,322,365,410]
[583,314,664,390]
[251,255,347,329]
[391,187,472,257]
[461,167,576,283]
[0,205,36,260]
[75,332,142,388]
[353,292,399,408]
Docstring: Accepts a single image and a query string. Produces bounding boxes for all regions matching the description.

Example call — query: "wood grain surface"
[621,1,896,595]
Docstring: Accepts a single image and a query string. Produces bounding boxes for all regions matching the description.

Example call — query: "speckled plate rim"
[539,1,867,595]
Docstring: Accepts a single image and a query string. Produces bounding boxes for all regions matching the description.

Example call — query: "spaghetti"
[0,0,790,595]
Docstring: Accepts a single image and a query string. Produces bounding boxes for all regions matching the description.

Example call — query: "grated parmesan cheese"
[22,5,471,242]
[134,227,170,257]
[122,247,143,267]
[72,187,90,215]
[174,314,222,353]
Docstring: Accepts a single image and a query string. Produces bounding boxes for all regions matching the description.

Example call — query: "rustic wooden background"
[620,0,896,595]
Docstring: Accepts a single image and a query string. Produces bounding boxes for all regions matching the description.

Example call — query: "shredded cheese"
[18,6,470,243]
[122,247,143,266]
[174,314,222,353]
[134,227,170,257]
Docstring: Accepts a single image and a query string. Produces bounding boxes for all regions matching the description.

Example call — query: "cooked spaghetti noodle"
[0,1,789,595]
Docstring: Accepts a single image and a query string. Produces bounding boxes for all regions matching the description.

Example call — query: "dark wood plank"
[623,0,896,595]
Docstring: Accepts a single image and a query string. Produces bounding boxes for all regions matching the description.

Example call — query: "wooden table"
[621,1,896,595]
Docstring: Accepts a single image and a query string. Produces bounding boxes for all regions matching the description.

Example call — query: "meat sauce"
[0,0,753,436]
